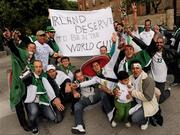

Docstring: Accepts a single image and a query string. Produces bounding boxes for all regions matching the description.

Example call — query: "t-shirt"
[34,41,54,71]
[116,82,132,103]
[140,30,154,46]
[150,52,167,82]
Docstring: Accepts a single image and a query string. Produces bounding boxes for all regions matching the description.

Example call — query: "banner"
[49,8,114,57]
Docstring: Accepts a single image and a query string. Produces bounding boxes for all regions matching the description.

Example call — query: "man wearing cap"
[34,30,59,71]
[128,60,159,130]
[46,64,72,106]
[46,26,59,53]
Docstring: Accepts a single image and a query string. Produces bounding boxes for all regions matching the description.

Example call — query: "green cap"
[46,26,55,32]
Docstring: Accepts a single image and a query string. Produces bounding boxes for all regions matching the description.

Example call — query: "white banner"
[49,8,114,57]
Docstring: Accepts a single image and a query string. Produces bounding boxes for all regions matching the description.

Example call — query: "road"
[0,55,180,135]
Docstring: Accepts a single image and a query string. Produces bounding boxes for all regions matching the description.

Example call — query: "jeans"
[155,82,170,103]
[100,91,114,114]
[15,99,29,128]
[131,107,147,125]
[74,92,101,126]
[25,103,55,129]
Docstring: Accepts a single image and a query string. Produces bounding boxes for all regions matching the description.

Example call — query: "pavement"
[0,55,180,135]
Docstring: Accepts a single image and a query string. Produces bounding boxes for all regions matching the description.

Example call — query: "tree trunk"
[151,0,162,13]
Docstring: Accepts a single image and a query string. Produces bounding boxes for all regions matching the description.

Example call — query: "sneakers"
[107,108,115,122]
[111,120,117,128]
[125,122,131,128]
[141,119,149,130]
[32,128,39,135]
[71,125,86,134]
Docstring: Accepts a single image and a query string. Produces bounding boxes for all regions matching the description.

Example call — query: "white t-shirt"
[34,41,54,71]
[116,82,132,103]
[140,30,154,46]
[150,52,167,82]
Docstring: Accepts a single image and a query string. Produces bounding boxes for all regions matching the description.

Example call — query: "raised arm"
[132,3,138,32]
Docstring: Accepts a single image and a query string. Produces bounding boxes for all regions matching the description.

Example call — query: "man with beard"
[131,32,180,103]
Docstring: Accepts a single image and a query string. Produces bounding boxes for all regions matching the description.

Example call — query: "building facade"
[77,0,180,28]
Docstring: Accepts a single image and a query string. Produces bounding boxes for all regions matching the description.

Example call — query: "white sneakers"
[111,121,131,128]
[71,125,86,134]
[107,108,115,122]
[141,119,149,130]
[125,122,131,128]
[111,120,117,127]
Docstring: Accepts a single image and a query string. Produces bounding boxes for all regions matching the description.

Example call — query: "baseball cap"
[47,65,56,71]
[46,26,55,32]
[36,30,45,36]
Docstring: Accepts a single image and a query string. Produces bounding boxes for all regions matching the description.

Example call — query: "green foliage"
[0,0,78,34]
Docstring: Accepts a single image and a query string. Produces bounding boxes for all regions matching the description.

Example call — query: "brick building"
[77,0,180,28]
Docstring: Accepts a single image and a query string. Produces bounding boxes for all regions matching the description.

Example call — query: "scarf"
[32,73,50,105]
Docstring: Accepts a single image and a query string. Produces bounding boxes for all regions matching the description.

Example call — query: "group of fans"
[1,3,180,135]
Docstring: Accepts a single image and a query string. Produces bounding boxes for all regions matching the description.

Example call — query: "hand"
[99,84,108,92]
[132,3,137,13]
[154,25,160,34]
[53,98,65,111]
[73,91,81,98]
[126,94,132,100]
[71,83,79,90]
[65,82,72,93]
[126,27,133,37]
[111,33,117,43]
[127,84,132,89]
[53,52,60,58]
[113,88,121,98]
[3,28,11,40]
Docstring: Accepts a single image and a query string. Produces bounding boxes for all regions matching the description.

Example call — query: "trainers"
[111,120,117,128]
[107,108,115,122]
[125,122,131,128]
[71,125,86,134]
[141,119,149,130]
[32,128,39,135]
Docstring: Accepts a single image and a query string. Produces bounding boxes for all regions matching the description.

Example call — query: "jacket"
[130,71,159,117]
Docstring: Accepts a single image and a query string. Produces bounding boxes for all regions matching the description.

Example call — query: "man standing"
[45,26,59,53]
[139,19,154,46]
[34,30,59,71]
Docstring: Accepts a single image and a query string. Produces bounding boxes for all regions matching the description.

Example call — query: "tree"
[0,0,78,34]
[151,0,162,13]
[136,0,162,13]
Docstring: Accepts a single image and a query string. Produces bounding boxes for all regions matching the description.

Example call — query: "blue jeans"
[131,107,148,125]
[74,92,101,126]
[100,91,114,114]
[25,103,55,129]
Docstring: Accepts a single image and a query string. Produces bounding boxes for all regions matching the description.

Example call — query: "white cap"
[46,65,56,71]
